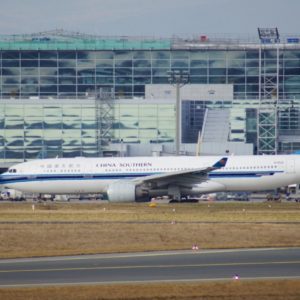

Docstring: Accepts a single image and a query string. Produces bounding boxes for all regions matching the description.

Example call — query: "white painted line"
[0,247,295,264]
[1,276,300,288]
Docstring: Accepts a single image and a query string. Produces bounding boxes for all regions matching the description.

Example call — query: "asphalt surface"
[0,248,299,287]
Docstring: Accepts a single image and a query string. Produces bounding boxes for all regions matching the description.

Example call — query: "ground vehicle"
[226,192,249,201]
[0,188,24,201]
[286,184,300,202]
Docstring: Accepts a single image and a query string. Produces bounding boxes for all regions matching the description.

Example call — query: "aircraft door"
[83,161,93,178]
[286,156,295,174]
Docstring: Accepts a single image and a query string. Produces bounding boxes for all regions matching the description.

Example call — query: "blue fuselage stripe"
[0,171,283,185]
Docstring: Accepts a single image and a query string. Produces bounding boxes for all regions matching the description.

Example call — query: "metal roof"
[0,30,300,50]
[0,30,171,50]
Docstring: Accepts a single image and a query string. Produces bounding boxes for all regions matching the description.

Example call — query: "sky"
[0,0,299,37]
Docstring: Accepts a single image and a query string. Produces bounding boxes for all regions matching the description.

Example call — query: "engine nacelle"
[107,181,148,202]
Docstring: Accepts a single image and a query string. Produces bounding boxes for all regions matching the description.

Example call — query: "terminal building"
[0,29,300,165]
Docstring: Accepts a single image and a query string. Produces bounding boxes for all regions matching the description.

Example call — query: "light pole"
[168,70,189,156]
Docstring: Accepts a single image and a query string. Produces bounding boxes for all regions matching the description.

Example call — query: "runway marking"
[0,260,300,274]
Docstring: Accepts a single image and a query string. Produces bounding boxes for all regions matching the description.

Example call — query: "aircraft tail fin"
[212,157,228,169]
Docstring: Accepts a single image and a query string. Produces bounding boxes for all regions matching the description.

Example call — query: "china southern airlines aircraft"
[0,155,299,202]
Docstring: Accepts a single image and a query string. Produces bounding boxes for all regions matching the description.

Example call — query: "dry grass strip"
[0,222,299,258]
[0,280,300,300]
[0,202,300,258]
[0,202,300,223]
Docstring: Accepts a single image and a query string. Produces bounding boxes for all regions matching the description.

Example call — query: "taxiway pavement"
[0,248,299,287]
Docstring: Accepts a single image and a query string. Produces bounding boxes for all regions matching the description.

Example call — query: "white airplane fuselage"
[1,155,300,200]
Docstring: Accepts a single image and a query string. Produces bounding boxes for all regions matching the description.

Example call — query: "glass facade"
[1,40,300,161]
[182,101,206,143]
[230,107,246,142]
[0,101,175,162]
[0,102,97,161]
[0,48,299,100]
[113,103,175,144]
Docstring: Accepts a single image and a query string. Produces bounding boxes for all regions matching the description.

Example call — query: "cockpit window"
[8,169,17,173]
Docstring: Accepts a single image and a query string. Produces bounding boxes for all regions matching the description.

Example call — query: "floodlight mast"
[168,70,189,156]
[257,27,280,155]
[258,27,280,43]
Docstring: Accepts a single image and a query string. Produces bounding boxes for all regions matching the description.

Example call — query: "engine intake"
[107,181,149,202]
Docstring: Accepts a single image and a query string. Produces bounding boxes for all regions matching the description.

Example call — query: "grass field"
[1,201,300,222]
[0,202,299,258]
[1,201,300,299]
[0,280,300,300]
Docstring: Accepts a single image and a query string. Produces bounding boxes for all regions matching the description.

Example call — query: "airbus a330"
[1,155,299,202]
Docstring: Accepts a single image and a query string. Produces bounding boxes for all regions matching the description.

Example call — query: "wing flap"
[133,157,228,187]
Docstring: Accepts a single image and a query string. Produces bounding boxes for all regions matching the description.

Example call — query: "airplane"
[0,155,299,202]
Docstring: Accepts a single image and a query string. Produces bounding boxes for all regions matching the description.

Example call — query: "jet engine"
[107,181,149,202]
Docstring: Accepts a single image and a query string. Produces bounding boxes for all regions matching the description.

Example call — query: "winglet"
[212,157,228,169]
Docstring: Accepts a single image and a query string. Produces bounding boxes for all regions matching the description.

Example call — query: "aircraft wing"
[133,157,228,188]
